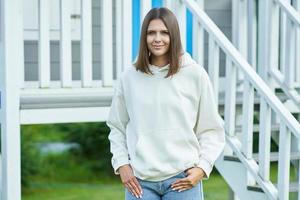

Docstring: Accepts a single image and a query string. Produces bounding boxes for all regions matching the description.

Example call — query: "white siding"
[204,0,232,76]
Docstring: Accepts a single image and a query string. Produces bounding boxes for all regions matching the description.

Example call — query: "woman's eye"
[147,31,155,35]
[162,31,169,35]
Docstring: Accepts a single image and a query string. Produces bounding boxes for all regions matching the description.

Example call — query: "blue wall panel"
[152,0,163,8]
[186,9,193,56]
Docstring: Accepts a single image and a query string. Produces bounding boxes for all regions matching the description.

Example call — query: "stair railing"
[263,0,300,108]
[182,0,300,199]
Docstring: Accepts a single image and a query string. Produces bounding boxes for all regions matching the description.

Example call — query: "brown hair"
[133,7,183,78]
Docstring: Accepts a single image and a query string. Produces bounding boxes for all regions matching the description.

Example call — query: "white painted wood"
[39,0,50,88]
[60,0,72,88]
[175,0,186,51]
[225,136,278,199]
[285,19,296,88]
[81,0,92,87]
[242,79,256,187]
[224,56,236,136]
[122,0,132,69]
[257,0,276,181]
[215,155,269,200]
[275,0,300,25]
[247,0,257,70]
[23,0,81,41]
[231,0,238,47]
[270,68,300,105]
[296,0,300,82]
[140,0,151,24]
[258,0,270,79]
[280,7,287,75]
[23,80,106,89]
[234,0,247,88]
[183,0,300,137]
[164,0,175,14]
[20,107,111,124]
[237,0,247,58]
[208,36,220,103]
[192,0,204,67]
[278,122,291,200]
[242,80,254,159]
[258,99,271,181]
[0,0,23,199]
[101,0,113,87]
[116,0,123,78]
[269,1,280,74]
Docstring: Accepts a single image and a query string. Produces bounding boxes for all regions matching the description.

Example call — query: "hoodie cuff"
[196,157,213,180]
[112,156,130,175]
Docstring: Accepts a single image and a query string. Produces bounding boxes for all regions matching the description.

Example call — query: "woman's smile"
[153,45,165,49]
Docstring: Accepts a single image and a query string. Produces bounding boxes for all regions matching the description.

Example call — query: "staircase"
[0,0,300,200]
[182,0,300,199]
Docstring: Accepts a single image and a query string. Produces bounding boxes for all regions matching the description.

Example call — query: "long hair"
[133,7,183,78]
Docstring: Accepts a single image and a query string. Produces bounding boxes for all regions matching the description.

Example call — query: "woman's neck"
[150,55,169,67]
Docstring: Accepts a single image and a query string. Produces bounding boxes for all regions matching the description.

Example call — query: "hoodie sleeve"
[193,68,226,180]
[106,76,130,175]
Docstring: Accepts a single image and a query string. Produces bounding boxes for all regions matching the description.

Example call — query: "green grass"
[22,152,297,200]
[20,124,297,199]
[23,182,124,200]
[22,161,299,200]
[22,170,228,200]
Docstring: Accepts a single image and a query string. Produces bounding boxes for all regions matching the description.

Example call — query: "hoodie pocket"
[132,128,199,177]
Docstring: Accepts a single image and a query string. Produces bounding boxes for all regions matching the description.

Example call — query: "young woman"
[107,7,225,200]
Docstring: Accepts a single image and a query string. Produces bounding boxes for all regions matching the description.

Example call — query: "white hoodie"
[106,52,225,181]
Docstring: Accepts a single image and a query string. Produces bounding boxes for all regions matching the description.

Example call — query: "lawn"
[20,124,297,200]
[22,171,229,200]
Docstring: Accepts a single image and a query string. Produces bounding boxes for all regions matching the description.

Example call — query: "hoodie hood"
[149,52,197,74]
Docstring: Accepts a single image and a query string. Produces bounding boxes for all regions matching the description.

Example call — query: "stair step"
[248,182,299,193]
[235,124,280,133]
[224,151,300,162]
[215,155,270,199]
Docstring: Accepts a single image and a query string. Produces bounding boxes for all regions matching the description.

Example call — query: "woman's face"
[146,19,170,59]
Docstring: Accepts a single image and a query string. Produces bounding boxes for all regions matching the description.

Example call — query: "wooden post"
[247,0,257,70]
[295,0,300,83]
[140,0,151,23]
[122,0,132,69]
[60,0,72,88]
[175,0,186,51]
[39,0,51,88]
[192,0,204,67]
[208,36,220,104]
[81,0,92,87]
[0,0,23,199]
[101,0,113,86]
[116,0,123,78]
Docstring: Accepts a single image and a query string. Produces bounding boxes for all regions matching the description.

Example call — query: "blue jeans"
[125,171,204,200]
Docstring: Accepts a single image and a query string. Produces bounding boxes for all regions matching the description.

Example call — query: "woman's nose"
[154,33,162,42]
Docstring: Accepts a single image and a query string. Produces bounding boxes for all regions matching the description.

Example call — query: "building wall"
[24,0,231,81]
[204,0,231,76]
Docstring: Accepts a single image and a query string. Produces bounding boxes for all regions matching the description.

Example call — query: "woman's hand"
[118,164,143,198]
[171,167,206,192]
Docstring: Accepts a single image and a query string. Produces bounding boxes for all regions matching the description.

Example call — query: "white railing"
[180,0,300,199]
[245,0,300,108]
[269,0,300,105]
[23,0,132,89]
